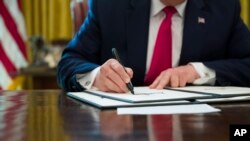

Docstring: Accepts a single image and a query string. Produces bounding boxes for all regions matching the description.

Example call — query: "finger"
[125,67,133,78]
[149,73,163,88]
[104,77,124,93]
[170,74,179,88]
[106,69,128,92]
[156,73,170,89]
[179,77,187,87]
[110,61,131,83]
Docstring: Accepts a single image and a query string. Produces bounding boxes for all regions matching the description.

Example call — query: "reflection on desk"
[0,90,250,141]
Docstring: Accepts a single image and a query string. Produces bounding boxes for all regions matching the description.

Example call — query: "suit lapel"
[179,0,209,65]
[126,0,151,85]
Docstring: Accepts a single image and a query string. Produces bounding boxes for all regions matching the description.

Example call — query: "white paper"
[67,92,190,108]
[171,86,250,96]
[117,104,220,115]
[86,87,208,103]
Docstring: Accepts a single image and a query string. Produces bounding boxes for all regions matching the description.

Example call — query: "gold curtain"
[241,0,250,28]
[21,0,73,42]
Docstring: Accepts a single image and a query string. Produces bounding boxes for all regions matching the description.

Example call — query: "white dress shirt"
[77,0,216,89]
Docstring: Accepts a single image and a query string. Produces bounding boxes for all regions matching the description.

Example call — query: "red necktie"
[145,7,177,85]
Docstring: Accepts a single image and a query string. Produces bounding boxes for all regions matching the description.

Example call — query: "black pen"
[112,48,135,94]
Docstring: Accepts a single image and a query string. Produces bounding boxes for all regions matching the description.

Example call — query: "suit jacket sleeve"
[57,0,101,91]
[204,0,250,86]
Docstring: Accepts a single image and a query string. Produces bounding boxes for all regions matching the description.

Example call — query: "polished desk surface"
[0,90,250,141]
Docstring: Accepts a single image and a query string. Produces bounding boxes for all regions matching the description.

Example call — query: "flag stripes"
[0,17,27,70]
[0,0,27,59]
[0,0,27,90]
[0,43,17,74]
[3,0,27,41]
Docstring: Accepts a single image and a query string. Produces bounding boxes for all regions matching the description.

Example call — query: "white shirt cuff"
[76,67,100,89]
[189,63,216,85]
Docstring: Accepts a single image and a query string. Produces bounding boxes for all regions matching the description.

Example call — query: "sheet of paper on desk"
[117,104,221,115]
[86,87,209,103]
[67,92,190,108]
[170,86,250,96]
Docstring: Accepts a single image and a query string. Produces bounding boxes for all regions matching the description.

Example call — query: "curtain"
[21,0,73,42]
[241,0,250,28]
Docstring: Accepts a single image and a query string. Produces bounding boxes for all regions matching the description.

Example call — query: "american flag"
[198,17,206,24]
[0,0,28,90]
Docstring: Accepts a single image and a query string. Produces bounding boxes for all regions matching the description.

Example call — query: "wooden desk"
[0,90,249,141]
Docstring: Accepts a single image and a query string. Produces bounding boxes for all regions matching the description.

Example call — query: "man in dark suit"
[57,0,250,92]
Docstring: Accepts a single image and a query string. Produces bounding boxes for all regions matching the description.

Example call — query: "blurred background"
[0,0,250,90]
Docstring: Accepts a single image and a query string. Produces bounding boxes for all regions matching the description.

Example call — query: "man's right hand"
[93,59,133,93]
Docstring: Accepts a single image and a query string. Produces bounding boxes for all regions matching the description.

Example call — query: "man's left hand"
[149,64,200,89]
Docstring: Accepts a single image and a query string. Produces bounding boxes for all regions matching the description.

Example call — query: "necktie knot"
[163,6,177,18]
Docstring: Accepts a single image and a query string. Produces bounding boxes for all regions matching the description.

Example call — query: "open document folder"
[67,86,250,109]
[67,87,210,108]
[73,87,210,103]
[67,92,191,108]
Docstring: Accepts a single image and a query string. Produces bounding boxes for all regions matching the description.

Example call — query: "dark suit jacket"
[57,0,250,92]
